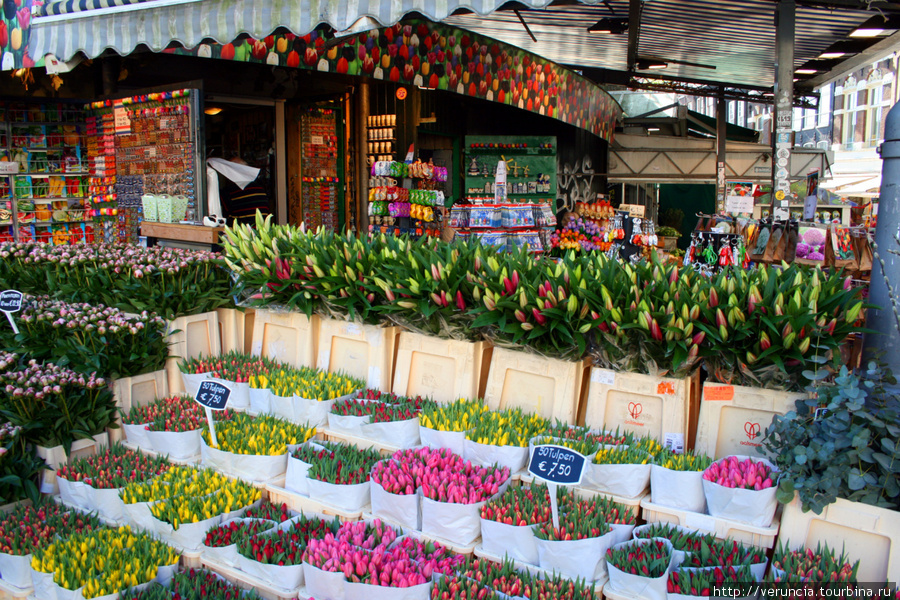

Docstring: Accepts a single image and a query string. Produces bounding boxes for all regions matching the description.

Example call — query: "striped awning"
[40,0,154,16]
[29,0,566,63]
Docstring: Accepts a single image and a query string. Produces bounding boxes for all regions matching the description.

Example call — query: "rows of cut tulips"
[224,213,866,389]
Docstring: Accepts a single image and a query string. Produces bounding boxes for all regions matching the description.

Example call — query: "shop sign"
[619,203,645,217]
[528,444,587,529]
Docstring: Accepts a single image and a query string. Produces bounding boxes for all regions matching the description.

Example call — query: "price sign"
[528,445,587,485]
[528,445,587,529]
[0,290,22,334]
[195,380,232,448]
[197,380,231,410]
[618,203,645,217]
[0,162,19,174]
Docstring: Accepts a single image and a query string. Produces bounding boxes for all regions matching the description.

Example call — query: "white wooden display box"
[316,317,399,392]
[250,309,319,369]
[108,369,168,444]
[392,332,492,404]
[581,368,701,452]
[216,307,251,355]
[166,311,222,395]
[694,382,805,460]
[779,494,900,582]
[35,432,109,495]
[483,347,587,424]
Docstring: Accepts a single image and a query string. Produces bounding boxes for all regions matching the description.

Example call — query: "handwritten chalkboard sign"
[528,445,587,486]
[0,290,23,313]
[196,380,231,411]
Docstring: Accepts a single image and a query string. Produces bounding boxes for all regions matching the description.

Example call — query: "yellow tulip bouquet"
[418,398,490,455]
[465,408,550,473]
[202,412,316,456]
[31,526,179,599]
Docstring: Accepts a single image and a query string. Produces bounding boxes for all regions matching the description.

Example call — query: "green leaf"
[848,471,867,491]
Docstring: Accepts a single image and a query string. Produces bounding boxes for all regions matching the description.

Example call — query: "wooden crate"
[166,311,222,394]
[483,348,587,424]
[640,498,780,549]
[392,332,492,404]
[35,433,109,495]
[779,495,900,582]
[316,318,399,392]
[694,383,804,460]
[580,369,701,451]
[217,307,249,355]
[250,309,318,369]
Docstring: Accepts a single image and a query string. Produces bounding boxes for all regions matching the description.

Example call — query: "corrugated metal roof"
[443,0,877,89]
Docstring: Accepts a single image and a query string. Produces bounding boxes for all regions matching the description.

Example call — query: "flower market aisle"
[0,221,895,599]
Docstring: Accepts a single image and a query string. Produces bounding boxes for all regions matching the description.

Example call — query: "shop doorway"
[203,96,287,224]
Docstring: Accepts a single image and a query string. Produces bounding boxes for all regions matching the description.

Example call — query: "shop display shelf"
[0,578,31,600]
[200,554,309,600]
[264,479,364,522]
[316,427,402,456]
[361,511,480,556]
[640,499,780,550]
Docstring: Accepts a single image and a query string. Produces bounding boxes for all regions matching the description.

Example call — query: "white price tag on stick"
[0,290,23,334]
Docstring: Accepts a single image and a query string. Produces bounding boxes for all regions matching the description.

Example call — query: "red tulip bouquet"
[606,538,673,600]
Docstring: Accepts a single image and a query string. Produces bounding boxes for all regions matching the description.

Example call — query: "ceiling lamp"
[204,107,223,115]
[850,15,900,38]
[795,68,818,75]
[587,17,628,34]
[636,59,668,70]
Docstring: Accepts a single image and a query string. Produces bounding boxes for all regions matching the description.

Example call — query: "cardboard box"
[317,318,399,392]
[250,309,318,369]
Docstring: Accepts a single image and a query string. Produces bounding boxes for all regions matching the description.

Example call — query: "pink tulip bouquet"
[701,456,779,527]
[702,456,775,490]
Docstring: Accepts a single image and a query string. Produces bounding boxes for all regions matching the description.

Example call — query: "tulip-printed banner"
[0,0,34,70]
[172,20,620,140]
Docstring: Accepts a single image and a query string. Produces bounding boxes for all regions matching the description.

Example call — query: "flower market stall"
[1,212,899,597]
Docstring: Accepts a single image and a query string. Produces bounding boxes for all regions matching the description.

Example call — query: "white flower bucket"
[303,562,346,600]
[371,479,421,530]
[534,529,617,581]
[605,538,673,600]
[702,456,778,528]
[123,423,152,450]
[307,478,370,512]
[650,465,706,513]
[0,552,32,588]
[463,439,529,473]
[249,388,272,415]
[419,426,465,456]
[480,519,540,565]
[343,580,432,600]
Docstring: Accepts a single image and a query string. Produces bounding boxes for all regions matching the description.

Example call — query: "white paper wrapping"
[584,462,651,498]
[480,519,539,565]
[147,429,202,461]
[421,497,487,547]
[58,478,91,511]
[155,563,178,587]
[371,480,421,530]
[463,440,528,472]
[89,486,126,523]
[51,581,81,600]
[610,523,636,546]
[154,514,222,550]
[123,422,152,450]
[343,580,432,600]
[202,518,267,568]
[677,560,768,582]
[123,501,159,533]
[632,523,698,568]
[285,454,315,495]
[605,539,673,600]
[182,371,213,397]
[650,465,707,513]
[329,413,370,435]
[200,439,291,483]
[304,562,346,600]
[293,393,355,427]
[307,479,370,512]
[702,457,778,527]
[241,558,305,590]
[270,393,295,421]
[419,426,465,455]
[210,378,249,411]
[0,551,32,588]
[534,529,616,581]
[32,570,56,600]
[363,419,420,448]
[249,388,272,415]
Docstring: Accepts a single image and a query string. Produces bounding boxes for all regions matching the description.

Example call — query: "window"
[793,107,802,132]
[843,90,858,147]
[868,85,884,144]
[804,108,815,130]
[817,83,832,128]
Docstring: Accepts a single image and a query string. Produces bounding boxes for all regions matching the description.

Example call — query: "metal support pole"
[772,0,795,221]
[716,91,727,213]
[357,80,371,232]
[864,102,900,374]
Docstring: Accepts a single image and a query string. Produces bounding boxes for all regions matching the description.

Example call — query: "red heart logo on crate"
[744,421,760,440]
[627,402,643,419]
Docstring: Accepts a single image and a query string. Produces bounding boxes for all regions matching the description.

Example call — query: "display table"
[141,222,225,249]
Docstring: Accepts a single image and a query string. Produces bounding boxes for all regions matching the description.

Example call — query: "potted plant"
[657,226,682,252]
